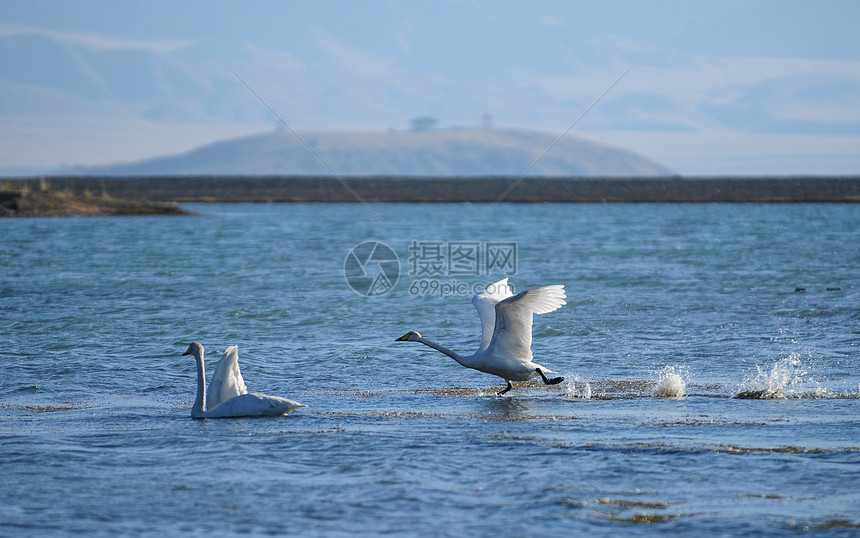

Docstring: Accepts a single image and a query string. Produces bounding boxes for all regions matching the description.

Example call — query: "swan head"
[183,342,204,358]
[395,331,422,342]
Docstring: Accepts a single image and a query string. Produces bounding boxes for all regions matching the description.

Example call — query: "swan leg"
[536,368,564,385]
[497,381,513,396]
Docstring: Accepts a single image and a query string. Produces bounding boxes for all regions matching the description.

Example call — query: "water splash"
[653,366,686,399]
[564,375,592,400]
[735,353,810,399]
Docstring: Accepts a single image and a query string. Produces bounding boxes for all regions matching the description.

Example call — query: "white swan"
[396,278,567,395]
[183,342,306,419]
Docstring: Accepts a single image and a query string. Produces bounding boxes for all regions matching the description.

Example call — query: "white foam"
[653,366,686,399]
[737,353,810,399]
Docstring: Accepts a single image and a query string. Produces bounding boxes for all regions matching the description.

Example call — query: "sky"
[1,0,859,176]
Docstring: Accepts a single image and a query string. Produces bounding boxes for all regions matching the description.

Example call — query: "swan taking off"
[396,278,566,396]
[183,342,306,419]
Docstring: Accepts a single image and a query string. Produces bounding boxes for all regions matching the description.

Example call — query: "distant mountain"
[61,128,674,176]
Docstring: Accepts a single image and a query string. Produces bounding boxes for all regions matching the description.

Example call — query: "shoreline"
[1,176,859,209]
[0,189,193,217]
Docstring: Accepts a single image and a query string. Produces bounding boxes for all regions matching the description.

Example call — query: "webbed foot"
[536,368,564,385]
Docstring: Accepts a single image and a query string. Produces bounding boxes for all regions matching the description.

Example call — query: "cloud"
[391,18,415,54]
[536,14,566,27]
[0,24,193,53]
[243,43,305,72]
[515,52,860,135]
[311,26,393,78]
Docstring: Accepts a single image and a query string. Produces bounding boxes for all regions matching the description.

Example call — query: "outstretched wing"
[206,345,248,408]
[486,284,566,362]
[471,278,514,351]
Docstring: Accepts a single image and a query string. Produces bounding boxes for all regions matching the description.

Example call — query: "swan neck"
[192,353,207,418]
[416,336,472,367]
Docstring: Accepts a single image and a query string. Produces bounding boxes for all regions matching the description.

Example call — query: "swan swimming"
[396,278,566,396]
[183,342,306,419]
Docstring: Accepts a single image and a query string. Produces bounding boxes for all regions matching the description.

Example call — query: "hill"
[62,128,673,177]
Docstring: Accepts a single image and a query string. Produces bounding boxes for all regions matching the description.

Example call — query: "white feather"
[471,277,514,351]
[184,342,305,419]
[205,345,247,409]
[486,284,566,362]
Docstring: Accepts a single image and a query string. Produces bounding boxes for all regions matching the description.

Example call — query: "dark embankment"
[2,176,859,205]
[0,189,192,217]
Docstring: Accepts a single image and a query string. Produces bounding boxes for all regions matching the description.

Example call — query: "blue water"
[1,203,859,536]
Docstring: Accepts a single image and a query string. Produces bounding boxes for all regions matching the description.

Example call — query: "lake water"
[1,202,858,536]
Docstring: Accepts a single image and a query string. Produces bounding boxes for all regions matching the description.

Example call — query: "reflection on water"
[480,396,535,418]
